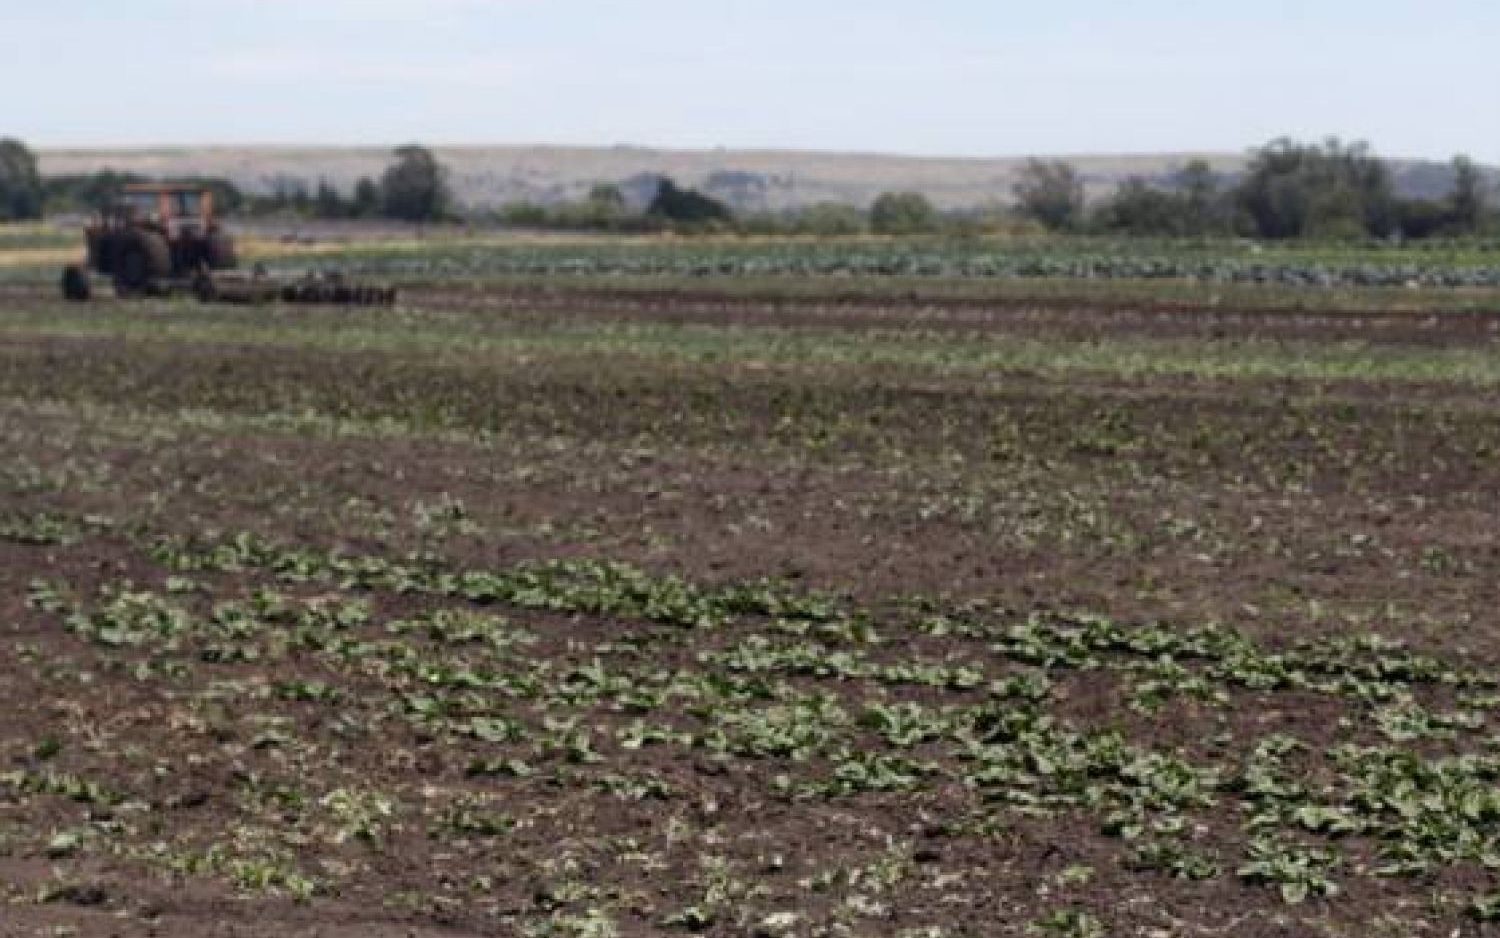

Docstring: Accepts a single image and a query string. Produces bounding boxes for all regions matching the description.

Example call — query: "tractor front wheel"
[61,265,92,302]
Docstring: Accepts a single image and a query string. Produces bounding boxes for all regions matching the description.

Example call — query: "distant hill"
[35,145,1494,214]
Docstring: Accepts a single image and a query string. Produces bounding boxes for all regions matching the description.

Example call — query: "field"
[3,233,1500,937]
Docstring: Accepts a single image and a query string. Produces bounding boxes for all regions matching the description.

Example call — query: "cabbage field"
[305,238,1500,290]
[2,234,1500,937]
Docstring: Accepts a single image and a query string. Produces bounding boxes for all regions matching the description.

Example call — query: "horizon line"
[30,140,1486,167]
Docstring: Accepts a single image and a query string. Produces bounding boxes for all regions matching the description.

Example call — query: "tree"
[0,138,44,221]
[587,183,626,211]
[266,175,311,215]
[573,184,628,229]
[1450,155,1487,234]
[44,170,146,213]
[795,202,867,236]
[1013,159,1085,231]
[1235,137,1394,240]
[1174,160,1230,235]
[1093,178,1184,236]
[647,179,732,225]
[870,191,937,235]
[1394,198,1451,240]
[313,180,347,219]
[381,145,451,223]
[352,177,381,218]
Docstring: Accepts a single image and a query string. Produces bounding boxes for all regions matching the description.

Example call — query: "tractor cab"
[100,184,216,239]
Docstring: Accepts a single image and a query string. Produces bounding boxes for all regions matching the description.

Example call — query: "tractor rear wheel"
[61,265,92,302]
[113,229,172,296]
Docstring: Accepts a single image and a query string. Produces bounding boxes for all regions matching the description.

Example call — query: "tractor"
[61,183,394,305]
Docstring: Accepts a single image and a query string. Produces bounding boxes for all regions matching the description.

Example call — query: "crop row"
[307,243,1500,289]
[13,531,1500,922]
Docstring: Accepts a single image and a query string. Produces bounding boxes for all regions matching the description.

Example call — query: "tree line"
[2,135,1494,240]
[1011,139,1492,240]
[1,141,453,224]
[427,137,1499,240]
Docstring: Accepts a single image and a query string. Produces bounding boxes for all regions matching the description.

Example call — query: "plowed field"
[3,280,1499,937]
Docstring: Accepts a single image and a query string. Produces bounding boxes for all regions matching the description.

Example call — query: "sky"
[2,0,1496,160]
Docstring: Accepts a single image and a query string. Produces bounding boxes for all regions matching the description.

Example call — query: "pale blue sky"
[3,0,1495,159]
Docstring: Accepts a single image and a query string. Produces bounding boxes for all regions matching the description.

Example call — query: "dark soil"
[417,281,1500,344]
[2,282,1499,936]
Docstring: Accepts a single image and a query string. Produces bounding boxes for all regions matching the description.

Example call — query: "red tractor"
[62,184,235,300]
[61,182,393,305]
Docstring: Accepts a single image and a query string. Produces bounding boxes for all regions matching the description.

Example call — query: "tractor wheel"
[205,231,237,270]
[112,229,172,296]
[60,265,92,302]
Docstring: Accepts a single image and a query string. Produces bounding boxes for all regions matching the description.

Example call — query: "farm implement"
[60,183,396,306]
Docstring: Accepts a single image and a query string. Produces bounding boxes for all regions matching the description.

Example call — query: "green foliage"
[1394,197,1452,240]
[313,180,347,219]
[1029,910,1105,937]
[1175,159,1230,234]
[870,191,938,235]
[587,183,625,211]
[44,170,145,213]
[791,201,868,236]
[305,238,1500,290]
[1093,161,1232,237]
[1125,840,1220,880]
[381,144,452,223]
[1237,838,1341,904]
[1,512,85,546]
[0,138,43,220]
[1087,141,1490,243]
[1236,137,1395,240]
[1092,178,1185,236]
[352,177,381,217]
[501,195,868,237]
[1449,155,1489,235]
[1013,159,1085,232]
[498,183,646,233]
[647,178,732,227]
